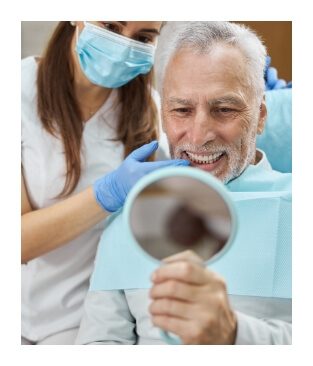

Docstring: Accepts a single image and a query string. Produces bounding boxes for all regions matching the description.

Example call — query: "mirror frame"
[123,166,238,265]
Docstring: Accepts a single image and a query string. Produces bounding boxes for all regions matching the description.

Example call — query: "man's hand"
[149,250,237,344]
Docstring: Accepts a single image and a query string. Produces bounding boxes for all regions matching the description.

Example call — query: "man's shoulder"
[227,165,291,193]
[258,167,291,191]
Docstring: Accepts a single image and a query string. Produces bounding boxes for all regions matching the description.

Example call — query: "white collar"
[255,149,272,171]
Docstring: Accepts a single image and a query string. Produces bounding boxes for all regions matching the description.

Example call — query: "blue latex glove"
[93,140,190,212]
[265,56,292,90]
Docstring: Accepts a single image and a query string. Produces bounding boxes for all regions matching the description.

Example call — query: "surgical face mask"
[75,22,156,88]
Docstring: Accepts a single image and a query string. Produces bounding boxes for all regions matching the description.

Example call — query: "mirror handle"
[160,329,182,345]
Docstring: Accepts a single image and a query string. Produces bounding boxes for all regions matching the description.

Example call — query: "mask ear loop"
[76,21,87,44]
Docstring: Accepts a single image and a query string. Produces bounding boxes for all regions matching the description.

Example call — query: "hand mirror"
[123,167,237,344]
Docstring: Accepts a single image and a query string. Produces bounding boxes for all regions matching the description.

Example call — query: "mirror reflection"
[130,176,232,262]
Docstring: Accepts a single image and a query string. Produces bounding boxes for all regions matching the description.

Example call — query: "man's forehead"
[169,45,246,72]
[163,47,251,105]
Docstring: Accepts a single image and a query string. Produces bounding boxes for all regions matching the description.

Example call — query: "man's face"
[162,45,266,183]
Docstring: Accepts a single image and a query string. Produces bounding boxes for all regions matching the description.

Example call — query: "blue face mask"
[76,21,156,88]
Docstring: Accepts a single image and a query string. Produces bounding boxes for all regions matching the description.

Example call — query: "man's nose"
[188,110,217,146]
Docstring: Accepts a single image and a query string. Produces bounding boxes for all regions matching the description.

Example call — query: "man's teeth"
[186,151,223,164]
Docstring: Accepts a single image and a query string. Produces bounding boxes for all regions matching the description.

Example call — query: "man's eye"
[212,107,239,120]
[173,108,191,113]
[217,107,235,113]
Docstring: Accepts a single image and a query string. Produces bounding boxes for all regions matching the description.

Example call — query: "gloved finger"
[273,79,287,90]
[265,55,271,70]
[287,81,292,88]
[143,159,190,173]
[266,67,278,89]
[128,141,159,162]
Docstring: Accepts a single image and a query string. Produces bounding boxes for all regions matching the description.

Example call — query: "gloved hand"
[265,56,292,90]
[93,140,190,212]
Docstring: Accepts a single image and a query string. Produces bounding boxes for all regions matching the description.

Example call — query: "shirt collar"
[255,149,272,171]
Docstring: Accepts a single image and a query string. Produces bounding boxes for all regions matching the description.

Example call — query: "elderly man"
[76,21,291,345]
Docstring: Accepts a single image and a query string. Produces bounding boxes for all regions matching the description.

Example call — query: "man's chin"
[187,156,236,184]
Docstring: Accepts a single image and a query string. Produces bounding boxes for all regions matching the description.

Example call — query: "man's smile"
[181,150,226,172]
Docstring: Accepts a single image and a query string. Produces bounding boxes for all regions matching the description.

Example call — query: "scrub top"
[21,56,168,342]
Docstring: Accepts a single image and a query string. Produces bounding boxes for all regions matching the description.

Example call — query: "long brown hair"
[37,21,158,198]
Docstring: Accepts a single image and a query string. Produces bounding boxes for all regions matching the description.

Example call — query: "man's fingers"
[151,315,190,342]
[149,298,195,319]
[150,280,198,302]
[151,260,209,285]
[162,250,204,266]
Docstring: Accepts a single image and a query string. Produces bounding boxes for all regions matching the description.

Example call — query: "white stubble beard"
[168,121,258,184]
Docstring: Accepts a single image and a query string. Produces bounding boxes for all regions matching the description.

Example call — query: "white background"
[0,0,311,365]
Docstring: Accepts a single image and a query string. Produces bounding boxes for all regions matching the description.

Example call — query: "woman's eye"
[137,34,153,44]
[101,22,120,34]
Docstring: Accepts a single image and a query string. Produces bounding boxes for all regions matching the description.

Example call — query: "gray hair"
[154,21,267,102]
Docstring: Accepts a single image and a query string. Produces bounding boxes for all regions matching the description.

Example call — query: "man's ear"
[257,95,267,135]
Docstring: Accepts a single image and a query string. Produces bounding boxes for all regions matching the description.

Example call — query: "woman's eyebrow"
[138,28,160,35]
[116,21,160,35]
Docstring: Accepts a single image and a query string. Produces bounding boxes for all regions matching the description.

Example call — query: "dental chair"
[257,89,292,173]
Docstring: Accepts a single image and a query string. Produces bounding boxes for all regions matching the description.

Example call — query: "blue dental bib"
[90,164,291,299]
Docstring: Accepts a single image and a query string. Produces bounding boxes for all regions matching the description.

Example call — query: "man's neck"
[254,150,262,165]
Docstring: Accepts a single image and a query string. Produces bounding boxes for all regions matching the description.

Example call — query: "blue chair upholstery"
[257,89,292,173]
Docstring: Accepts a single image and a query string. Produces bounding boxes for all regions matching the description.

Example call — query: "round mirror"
[128,170,236,263]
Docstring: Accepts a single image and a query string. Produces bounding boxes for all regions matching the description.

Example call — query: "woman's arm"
[22,141,189,263]
[21,172,107,263]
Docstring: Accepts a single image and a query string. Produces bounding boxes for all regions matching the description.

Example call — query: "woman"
[21,21,188,345]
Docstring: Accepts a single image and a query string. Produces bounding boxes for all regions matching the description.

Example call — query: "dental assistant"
[21,21,188,345]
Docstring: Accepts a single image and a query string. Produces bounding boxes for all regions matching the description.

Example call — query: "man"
[76,21,291,345]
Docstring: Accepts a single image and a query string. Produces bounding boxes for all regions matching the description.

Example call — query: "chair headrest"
[257,89,292,173]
